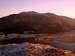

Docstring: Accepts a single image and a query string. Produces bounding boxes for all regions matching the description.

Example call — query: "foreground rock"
[0,42,74,56]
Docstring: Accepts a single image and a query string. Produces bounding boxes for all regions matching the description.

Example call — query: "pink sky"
[0,0,75,18]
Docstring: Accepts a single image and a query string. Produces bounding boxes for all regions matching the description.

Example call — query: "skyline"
[0,0,75,18]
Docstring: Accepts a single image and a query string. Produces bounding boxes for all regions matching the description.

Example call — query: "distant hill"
[0,11,75,34]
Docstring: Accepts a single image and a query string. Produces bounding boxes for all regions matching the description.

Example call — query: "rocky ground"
[0,42,75,56]
[0,33,75,56]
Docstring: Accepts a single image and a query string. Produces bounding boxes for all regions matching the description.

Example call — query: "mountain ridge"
[0,11,75,34]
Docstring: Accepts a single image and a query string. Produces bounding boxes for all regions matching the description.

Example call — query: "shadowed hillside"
[0,11,75,34]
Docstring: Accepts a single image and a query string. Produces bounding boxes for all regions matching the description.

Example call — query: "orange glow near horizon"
[0,0,75,18]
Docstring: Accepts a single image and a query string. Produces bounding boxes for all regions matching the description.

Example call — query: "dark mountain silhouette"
[0,11,75,34]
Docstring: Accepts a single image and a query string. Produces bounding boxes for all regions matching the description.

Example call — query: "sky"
[0,0,75,18]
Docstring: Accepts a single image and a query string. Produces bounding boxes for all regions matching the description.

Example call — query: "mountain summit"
[0,11,75,34]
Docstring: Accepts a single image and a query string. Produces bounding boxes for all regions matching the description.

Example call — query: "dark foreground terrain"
[0,33,75,56]
[0,42,75,56]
